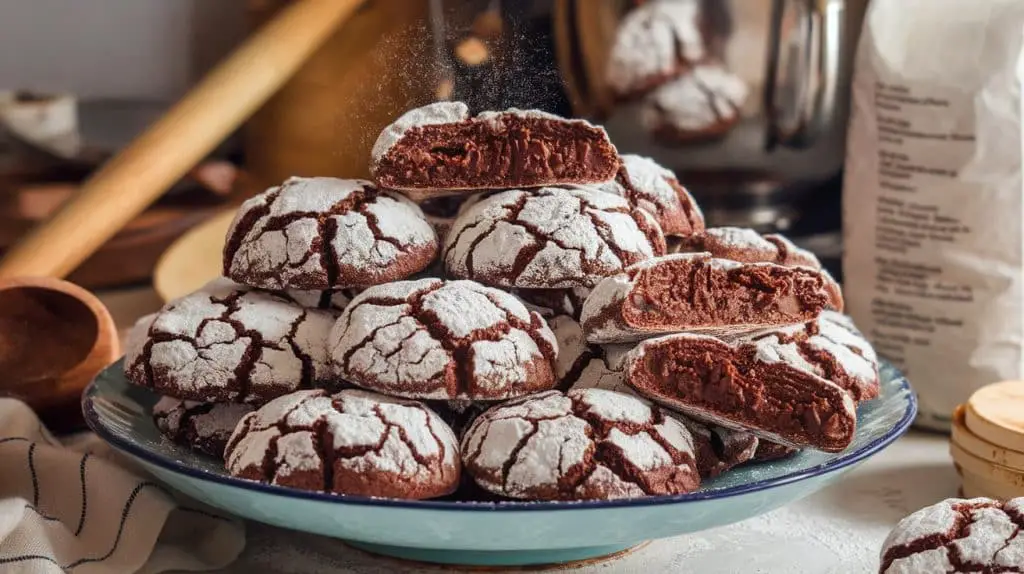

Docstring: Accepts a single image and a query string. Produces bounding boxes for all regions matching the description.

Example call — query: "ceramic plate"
[83,360,916,567]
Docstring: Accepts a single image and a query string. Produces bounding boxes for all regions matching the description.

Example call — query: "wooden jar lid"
[952,405,1024,470]
[964,380,1024,453]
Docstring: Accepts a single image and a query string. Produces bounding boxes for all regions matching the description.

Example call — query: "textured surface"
[581,253,843,344]
[225,389,460,499]
[880,497,1024,573]
[461,389,700,500]
[674,227,823,269]
[371,103,620,195]
[223,177,437,290]
[444,187,666,289]
[606,0,705,99]
[329,279,558,400]
[642,65,749,144]
[590,154,704,238]
[124,279,339,404]
[153,397,253,458]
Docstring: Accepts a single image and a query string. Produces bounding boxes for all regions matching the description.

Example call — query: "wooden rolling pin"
[0,0,361,279]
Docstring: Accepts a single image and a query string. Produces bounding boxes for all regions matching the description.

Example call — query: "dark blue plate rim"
[83,362,917,512]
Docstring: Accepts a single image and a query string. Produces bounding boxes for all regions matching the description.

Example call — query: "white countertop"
[97,288,955,574]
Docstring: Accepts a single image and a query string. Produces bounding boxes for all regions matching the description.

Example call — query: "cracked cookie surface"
[444,187,666,289]
[124,279,339,404]
[580,252,843,344]
[223,177,437,290]
[370,102,619,196]
[329,278,558,400]
[589,154,704,237]
[606,0,706,100]
[642,64,748,145]
[153,397,253,458]
[880,497,1024,573]
[225,389,460,499]
[461,388,700,500]
[673,227,822,268]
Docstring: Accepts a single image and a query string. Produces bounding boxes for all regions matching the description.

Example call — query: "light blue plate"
[83,360,916,567]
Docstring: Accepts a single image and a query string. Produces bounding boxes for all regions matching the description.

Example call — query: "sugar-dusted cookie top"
[153,397,253,458]
[444,187,666,289]
[461,388,700,500]
[124,279,339,404]
[642,64,748,144]
[329,278,558,400]
[224,177,437,290]
[589,154,704,237]
[370,102,619,197]
[225,389,460,499]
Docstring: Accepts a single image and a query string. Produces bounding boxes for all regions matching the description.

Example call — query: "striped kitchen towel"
[0,399,245,573]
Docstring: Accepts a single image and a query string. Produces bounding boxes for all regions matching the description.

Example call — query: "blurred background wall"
[0,0,247,99]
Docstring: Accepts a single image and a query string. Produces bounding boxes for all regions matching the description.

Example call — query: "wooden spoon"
[0,277,118,432]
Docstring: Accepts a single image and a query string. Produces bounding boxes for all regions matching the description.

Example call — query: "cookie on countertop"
[153,397,253,458]
[461,388,701,500]
[328,278,558,401]
[225,389,460,499]
[580,253,843,344]
[589,154,704,237]
[879,497,1024,573]
[444,187,666,289]
[124,279,339,404]
[673,227,822,269]
[624,330,858,452]
[224,177,438,290]
[371,102,620,196]
[642,64,748,145]
[606,0,706,100]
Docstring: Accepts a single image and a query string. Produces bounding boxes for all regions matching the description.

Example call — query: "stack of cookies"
[123,100,880,503]
[604,0,749,144]
[952,381,1024,500]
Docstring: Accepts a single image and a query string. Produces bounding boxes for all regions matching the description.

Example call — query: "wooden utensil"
[0,0,361,280]
[0,276,118,432]
[153,208,237,302]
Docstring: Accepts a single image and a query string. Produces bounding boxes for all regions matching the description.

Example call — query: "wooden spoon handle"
[0,0,361,279]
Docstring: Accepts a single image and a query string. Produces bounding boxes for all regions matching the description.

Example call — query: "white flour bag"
[844,0,1024,431]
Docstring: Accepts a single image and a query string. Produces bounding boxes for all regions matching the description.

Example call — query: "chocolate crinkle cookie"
[673,227,822,269]
[461,388,700,500]
[566,343,634,395]
[225,389,460,499]
[642,64,748,145]
[752,441,799,462]
[370,102,620,197]
[444,187,666,289]
[124,279,338,404]
[588,154,704,237]
[580,252,843,344]
[329,278,558,401]
[606,0,706,100]
[223,177,437,290]
[623,328,858,452]
[880,497,1024,573]
[514,286,592,320]
[682,419,758,479]
[153,397,253,458]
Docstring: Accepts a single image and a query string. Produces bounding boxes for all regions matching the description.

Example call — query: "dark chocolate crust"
[681,418,759,478]
[581,253,843,343]
[375,112,620,194]
[627,334,857,452]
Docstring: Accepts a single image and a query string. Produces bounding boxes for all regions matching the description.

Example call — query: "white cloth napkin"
[0,399,245,574]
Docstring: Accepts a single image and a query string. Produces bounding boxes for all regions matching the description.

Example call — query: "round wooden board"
[952,404,1024,471]
[960,467,1024,501]
[964,381,1024,453]
[153,208,235,302]
[951,441,1024,489]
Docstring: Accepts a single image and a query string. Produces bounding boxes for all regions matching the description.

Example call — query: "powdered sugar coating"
[642,65,748,135]
[223,177,437,290]
[153,397,254,457]
[124,279,339,404]
[444,187,666,289]
[673,227,822,269]
[589,155,704,237]
[567,344,634,395]
[329,279,558,400]
[606,0,705,98]
[225,389,460,499]
[548,315,589,385]
[461,388,699,500]
[371,101,470,167]
[880,497,1024,573]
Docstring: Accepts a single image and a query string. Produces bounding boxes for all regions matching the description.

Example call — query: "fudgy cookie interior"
[621,257,837,330]
[375,117,619,190]
[630,336,856,452]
